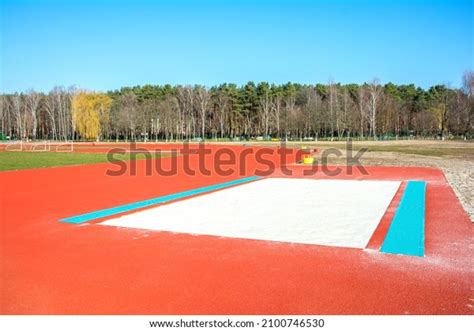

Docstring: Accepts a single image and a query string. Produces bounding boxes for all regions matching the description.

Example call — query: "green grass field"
[0,152,168,171]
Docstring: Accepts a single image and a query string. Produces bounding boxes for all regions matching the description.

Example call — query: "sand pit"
[101,178,400,248]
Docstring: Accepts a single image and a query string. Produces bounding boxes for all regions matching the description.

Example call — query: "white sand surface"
[101,178,400,248]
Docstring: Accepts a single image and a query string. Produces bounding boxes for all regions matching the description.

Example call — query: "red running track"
[0,144,472,314]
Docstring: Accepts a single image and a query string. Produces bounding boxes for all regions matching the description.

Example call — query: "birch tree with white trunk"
[24,90,40,139]
[195,86,210,139]
[368,78,382,139]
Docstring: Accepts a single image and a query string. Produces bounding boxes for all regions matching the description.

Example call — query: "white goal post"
[2,140,74,152]
[28,141,51,152]
[53,141,74,152]
[4,140,23,151]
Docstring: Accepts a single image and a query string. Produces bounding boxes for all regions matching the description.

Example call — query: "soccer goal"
[4,140,23,151]
[28,141,51,152]
[54,141,74,152]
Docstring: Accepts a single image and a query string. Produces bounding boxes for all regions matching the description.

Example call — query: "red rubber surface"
[1,144,472,314]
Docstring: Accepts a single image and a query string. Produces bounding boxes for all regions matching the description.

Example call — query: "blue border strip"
[60,176,262,224]
[380,181,426,257]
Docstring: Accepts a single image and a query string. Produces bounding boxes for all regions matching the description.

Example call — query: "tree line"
[1,72,472,142]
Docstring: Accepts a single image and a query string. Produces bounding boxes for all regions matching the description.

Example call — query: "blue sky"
[0,0,472,92]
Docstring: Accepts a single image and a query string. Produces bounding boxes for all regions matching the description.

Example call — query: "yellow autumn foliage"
[72,92,112,140]
[427,103,447,132]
